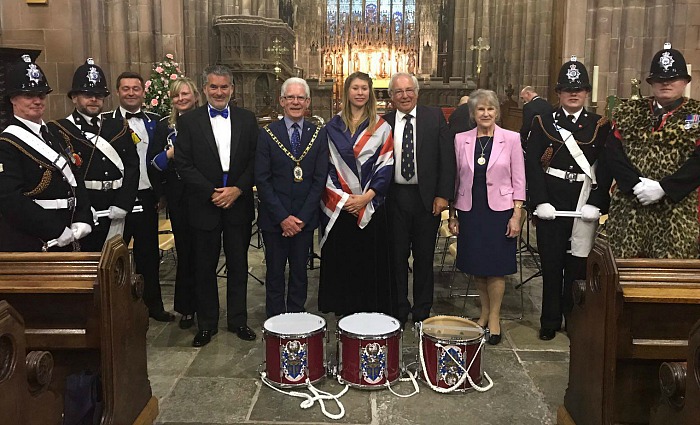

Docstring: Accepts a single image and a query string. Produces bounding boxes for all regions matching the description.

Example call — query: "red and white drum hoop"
[262,312,327,388]
[336,312,402,389]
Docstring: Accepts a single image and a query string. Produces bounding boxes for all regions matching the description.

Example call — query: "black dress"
[456,136,517,276]
[318,205,397,317]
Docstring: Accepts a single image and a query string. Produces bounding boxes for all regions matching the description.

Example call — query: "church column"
[452,0,467,79]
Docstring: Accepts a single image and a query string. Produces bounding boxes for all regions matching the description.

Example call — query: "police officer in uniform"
[48,58,140,252]
[0,55,93,251]
[606,43,700,259]
[526,56,612,340]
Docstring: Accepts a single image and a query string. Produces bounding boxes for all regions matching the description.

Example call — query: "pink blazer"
[453,124,526,211]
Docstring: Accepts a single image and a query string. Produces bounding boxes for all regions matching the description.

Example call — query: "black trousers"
[535,217,587,330]
[123,189,164,315]
[168,195,196,315]
[262,229,313,318]
[192,220,252,330]
[388,184,441,323]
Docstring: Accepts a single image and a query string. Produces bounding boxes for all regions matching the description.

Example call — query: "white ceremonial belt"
[545,167,586,182]
[34,197,76,210]
[84,179,123,191]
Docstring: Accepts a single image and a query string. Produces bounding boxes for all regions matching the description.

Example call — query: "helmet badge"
[659,51,674,71]
[566,64,581,82]
[26,64,43,84]
[87,66,101,85]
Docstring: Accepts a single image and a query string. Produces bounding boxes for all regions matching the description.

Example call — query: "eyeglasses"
[282,95,308,102]
[391,88,416,97]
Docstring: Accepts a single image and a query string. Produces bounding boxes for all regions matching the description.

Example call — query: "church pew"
[557,237,700,425]
[0,300,63,424]
[649,319,700,425]
[0,236,159,425]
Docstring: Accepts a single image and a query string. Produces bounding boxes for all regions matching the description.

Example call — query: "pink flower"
[170,74,178,80]
[151,98,159,106]
[166,53,174,60]
[145,80,152,89]
[175,67,181,73]
[155,66,164,73]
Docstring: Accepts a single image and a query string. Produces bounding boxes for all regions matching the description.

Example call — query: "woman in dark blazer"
[148,77,201,329]
[448,89,526,345]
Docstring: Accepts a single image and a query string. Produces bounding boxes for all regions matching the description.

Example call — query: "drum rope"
[385,368,420,397]
[417,322,494,393]
[261,372,349,420]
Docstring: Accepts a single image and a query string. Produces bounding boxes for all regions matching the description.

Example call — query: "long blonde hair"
[340,72,378,135]
[168,77,201,127]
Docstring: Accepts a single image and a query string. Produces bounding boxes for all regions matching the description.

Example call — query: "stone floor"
[147,225,570,424]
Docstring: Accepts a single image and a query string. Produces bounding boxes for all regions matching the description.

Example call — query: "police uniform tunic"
[526,108,612,330]
[0,118,93,251]
[48,111,140,251]
[606,97,700,258]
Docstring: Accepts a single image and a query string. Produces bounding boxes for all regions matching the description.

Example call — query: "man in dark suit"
[48,59,139,252]
[519,86,553,144]
[105,71,174,322]
[525,57,612,341]
[255,77,328,318]
[384,72,456,326]
[175,65,258,347]
[448,95,475,134]
[0,55,93,252]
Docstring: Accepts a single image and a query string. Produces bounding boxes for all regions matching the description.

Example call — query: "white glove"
[91,207,99,226]
[71,222,92,240]
[56,227,75,247]
[108,206,128,220]
[580,204,601,222]
[535,203,556,220]
[633,177,666,205]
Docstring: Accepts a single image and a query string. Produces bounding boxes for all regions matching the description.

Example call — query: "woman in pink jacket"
[448,89,526,345]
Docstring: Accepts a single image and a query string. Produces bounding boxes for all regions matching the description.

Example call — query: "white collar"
[119,106,142,118]
[562,108,583,121]
[396,106,418,121]
[14,115,44,135]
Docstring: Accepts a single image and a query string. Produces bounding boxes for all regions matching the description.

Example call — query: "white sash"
[66,115,124,174]
[570,161,599,257]
[555,115,595,183]
[3,125,77,187]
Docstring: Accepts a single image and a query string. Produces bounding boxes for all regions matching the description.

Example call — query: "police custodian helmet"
[5,54,52,99]
[68,58,110,98]
[647,42,692,83]
[555,55,592,92]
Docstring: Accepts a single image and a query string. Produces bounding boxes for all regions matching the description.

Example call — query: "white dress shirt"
[208,105,232,173]
[120,106,152,190]
[393,106,419,184]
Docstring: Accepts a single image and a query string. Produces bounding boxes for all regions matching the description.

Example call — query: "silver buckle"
[102,181,112,191]
[564,171,578,183]
[67,197,76,209]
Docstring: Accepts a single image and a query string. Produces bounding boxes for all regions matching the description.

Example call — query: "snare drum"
[262,313,326,388]
[420,315,484,391]
[337,312,402,389]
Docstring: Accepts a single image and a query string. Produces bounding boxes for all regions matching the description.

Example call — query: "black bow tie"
[126,111,145,120]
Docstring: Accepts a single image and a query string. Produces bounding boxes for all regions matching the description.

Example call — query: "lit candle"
[684,64,692,98]
[591,65,599,103]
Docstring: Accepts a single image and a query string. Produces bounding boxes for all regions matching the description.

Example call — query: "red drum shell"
[263,313,326,388]
[337,313,402,389]
[420,316,484,391]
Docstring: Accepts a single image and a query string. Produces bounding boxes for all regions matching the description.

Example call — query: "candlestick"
[591,66,599,103]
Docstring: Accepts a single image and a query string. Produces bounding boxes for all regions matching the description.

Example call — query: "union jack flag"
[319,114,394,248]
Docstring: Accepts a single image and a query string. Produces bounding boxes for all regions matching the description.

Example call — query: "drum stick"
[533,210,583,218]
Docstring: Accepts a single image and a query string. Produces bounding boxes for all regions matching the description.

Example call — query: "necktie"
[126,111,145,119]
[91,116,100,127]
[567,114,576,122]
[291,123,301,158]
[209,107,229,119]
[401,114,415,181]
[40,125,52,146]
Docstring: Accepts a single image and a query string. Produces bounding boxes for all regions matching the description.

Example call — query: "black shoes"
[487,334,502,345]
[179,314,195,330]
[150,310,175,322]
[539,328,556,341]
[192,329,218,347]
[229,325,257,341]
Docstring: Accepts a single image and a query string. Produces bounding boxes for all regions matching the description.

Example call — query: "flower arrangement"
[145,54,185,117]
